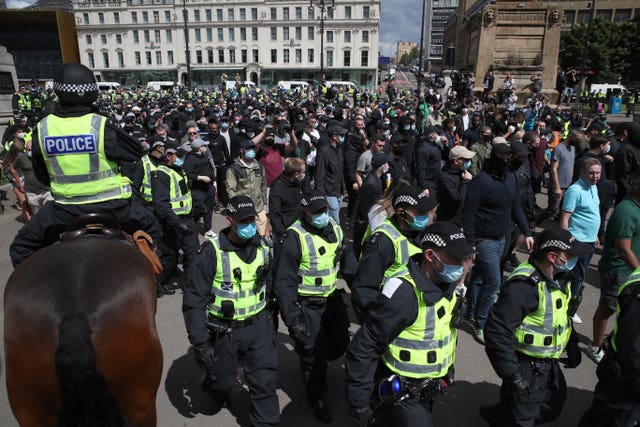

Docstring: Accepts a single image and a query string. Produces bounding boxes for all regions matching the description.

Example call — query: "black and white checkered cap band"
[539,239,570,251]
[394,195,418,206]
[53,81,98,93]
[421,233,446,247]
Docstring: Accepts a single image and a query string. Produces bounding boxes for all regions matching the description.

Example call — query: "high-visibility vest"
[37,113,132,204]
[509,262,572,359]
[140,154,157,203]
[374,219,421,280]
[287,218,343,297]
[207,237,270,321]
[382,273,457,379]
[610,267,640,354]
[156,165,192,215]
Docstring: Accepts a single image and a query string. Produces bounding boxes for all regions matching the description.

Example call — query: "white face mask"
[16,132,25,140]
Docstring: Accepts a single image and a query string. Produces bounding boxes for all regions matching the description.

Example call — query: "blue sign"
[44,134,97,156]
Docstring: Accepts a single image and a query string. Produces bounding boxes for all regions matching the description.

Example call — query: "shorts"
[599,270,628,313]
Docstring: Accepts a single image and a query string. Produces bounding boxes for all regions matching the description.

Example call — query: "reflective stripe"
[141,155,155,202]
[392,334,451,350]
[54,185,132,204]
[51,169,116,184]
[514,343,565,355]
[157,165,191,215]
[207,302,266,317]
[383,350,454,375]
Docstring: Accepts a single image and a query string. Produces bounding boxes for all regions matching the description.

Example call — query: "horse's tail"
[55,312,129,427]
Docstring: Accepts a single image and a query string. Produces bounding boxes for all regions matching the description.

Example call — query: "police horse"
[4,221,163,427]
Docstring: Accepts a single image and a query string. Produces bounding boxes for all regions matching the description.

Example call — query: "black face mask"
[487,156,509,177]
[210,131,219,138]
[509,158,524,172]
[482,134,493,143]
[392,144,406,154]
[264,138,275,146]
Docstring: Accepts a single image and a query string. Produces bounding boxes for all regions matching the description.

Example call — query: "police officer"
[140,141,165,207]
[183,195,279,426]
[9,63,159,266]
[351,185,438,320]
[579,266,640,427]
[152,147,198,296]
[273,191,350,423]
[346,222,474,427]
[482,228,589,426]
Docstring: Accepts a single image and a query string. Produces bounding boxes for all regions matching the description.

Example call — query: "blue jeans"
[325,196,342,224]
[570,241,595,300]
[467,237,506,330]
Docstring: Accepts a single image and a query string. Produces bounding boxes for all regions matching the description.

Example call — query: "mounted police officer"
[346,222,474,427]
[482,228,589,426]
[183,195,279,426]
[9,63,159,266]
[273,191,350,423]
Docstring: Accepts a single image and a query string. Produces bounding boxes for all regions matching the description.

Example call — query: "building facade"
[72,0,380,89]
[428,0,457,69]
[394,41,416,64]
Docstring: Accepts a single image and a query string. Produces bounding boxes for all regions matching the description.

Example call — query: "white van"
[225,80,256,91]
[277,80,309,91]
[96,82,121,92]
[147,81,178,91]
[324,80,359,92]
[590,83,627,95]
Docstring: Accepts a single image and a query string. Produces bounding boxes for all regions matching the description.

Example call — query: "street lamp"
[417,0,426,96]
[182,0,192,88]
[310,0,334,82]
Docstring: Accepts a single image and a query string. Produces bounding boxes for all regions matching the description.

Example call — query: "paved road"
[0,190,605,426]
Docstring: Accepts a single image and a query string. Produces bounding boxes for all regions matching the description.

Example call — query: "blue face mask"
[339,135,345,144]
[310,212,330,229]
[407,212,430,231]
[174,157,184,167]
[433,252,465,283]
[27,150,32,158]
[555,255,578,272]
[463,160,472,170]
[603,144,611,154]
[236,222,257,240]
[245,149,256,160]
[221,122,229,129]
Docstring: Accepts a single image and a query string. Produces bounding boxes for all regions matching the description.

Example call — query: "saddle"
[61,213,163,274]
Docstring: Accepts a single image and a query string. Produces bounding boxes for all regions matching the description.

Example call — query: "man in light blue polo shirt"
[560,157,602,323]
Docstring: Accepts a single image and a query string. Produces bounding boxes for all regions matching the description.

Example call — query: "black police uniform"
[183,228,279,427]
[346,258,457,427]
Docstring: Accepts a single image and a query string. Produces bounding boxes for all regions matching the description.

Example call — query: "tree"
[399,52,412,66]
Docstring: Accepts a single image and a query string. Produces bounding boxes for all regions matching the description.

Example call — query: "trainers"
[572,313,582,324]
[591,345,604,363]
[204,230,218,238]
[473,326,485,345]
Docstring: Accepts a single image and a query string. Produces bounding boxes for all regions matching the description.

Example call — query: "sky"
[5,0,423,58]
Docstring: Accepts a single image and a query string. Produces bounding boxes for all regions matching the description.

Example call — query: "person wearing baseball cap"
[183,194,279,425]
[351,185,438,320]
[273,190,348,422]
[346,222,474,426]
[482,228,588,426]
[436,146,475,223]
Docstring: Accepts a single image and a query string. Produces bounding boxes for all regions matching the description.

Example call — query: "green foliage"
[559,16,640,84]
[399,52,412,66]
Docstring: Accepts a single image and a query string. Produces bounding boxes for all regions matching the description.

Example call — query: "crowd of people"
[2,62,640,427]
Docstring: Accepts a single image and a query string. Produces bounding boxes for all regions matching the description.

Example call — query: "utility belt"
[298,289,342,308]
[374,374,448,410]
[516,351,556,366]
[206,309,266,332]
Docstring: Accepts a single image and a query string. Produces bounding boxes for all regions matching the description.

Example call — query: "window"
[195,29,201,42]
[228,28,235,42]
[102,51,109,68]
[614,9,631,22]
[217,28,224,42]
[165,11,171,22]
[362,30,369,43]
[218,49,224,63]
[131,12,137,24]
[343,50,351,67]
[251,8,258,20]
[271,49,277,63]
[196,50,202,64]
[241,49,247,63]
[98,13,104,24]
[207,49,214,63]
[206,28,213,42]
[113,12,120,24]
[240,28,246,41]
[308,7,314,20]
[270,7,277,20]
[83,13,89,24]
[154,30,161,43]
[326,50,333,67]
[134,51,141,65]
[295,7,302,20]
[167,51,174,65]
[283,7,290,20]
[143,30,150,43]
[283,27,289,40]
[229,49,236,63]
[101,34,107,44]
[597,9,612,21]
[146,52,152,65]
[87,52,94,68]
[295,48,302,64]
[308,26,314,40]
[115,51,123,67]
[194,10,200,22]
[205,9,212,21]
[270,27,277,41]
[345,6,351,19]
[85,34,92,45]
[252,27,258,41]
[166,30,172,43]
[326,31,333,43]
[327,7,334,19]
[576,9,591,24]
[116,34,122,44]
[228,8,234,21]
[133,30,139,44]
[156,51,162,65]
[252,49,259,62]
[363,6,370,19]
[283,48,290,63]
[344,30,351,43]
[216,9,223,21]
[142,11,148,23]
[240,8,246,21]
[361,50,369,67]
[153,11,159,23]
[295,27,302,40]
[308,48,314,63]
